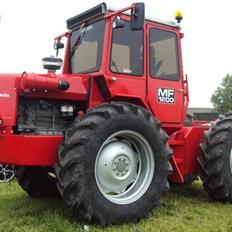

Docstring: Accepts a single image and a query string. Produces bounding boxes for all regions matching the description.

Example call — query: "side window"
[110,21,143,76]
[70,20,105,74]
[150,28,179,80]
[75,41,98,73]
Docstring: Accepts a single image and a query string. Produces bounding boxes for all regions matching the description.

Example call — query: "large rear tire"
[15,166,60,198]
[198,114,232,202]
[55,102,172,225]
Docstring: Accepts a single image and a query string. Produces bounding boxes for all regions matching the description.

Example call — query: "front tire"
[198,114,232,202]
[15,166,60,198]
[56,102,172,225]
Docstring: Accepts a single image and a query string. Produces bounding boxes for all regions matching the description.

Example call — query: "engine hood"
[0,72,88,127]
[18,72,88,100]
[0,74,20,127]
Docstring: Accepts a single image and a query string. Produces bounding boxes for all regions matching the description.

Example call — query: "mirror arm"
[105,4,135,19]
[54,32,70,41]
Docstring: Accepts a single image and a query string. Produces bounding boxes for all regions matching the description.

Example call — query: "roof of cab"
[67,2,180,30]
[107,5,180,28]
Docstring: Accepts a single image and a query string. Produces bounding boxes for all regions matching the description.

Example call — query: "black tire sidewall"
[77,112,168,221]
[15,166,59,198]
[199,117,232,202]
[222,130,232,191]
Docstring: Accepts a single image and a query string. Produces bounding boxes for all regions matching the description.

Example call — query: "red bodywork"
[0,4,209,184]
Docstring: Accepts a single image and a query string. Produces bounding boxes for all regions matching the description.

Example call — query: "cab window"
[110,21,143,76]
[70,20,105,74]
[150,28,179,80]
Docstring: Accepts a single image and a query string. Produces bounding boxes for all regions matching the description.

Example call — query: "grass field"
[1,181,232,232]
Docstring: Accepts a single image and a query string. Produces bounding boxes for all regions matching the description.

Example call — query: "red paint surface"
[0,135,62,165]
[0,5,209,184]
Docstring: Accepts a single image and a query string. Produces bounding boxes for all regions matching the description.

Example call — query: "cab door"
[147,24,184,124]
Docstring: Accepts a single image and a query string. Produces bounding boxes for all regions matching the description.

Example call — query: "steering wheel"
[111,60,119,72]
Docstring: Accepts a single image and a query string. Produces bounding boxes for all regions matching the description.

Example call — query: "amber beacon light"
[175,10,183,23]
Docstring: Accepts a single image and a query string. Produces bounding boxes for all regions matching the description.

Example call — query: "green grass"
[1,181,232,232]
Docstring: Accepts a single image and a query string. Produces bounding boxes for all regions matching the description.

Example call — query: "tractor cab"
[53,3,145,74]
[53,3,186,130]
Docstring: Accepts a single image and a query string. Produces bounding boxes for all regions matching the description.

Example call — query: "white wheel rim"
[95,130,154,205]
[0,164,15,183]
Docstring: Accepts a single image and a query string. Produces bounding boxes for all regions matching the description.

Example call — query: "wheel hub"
[96,141,137,193]
[113,156,130,176]
[95,130,155,205]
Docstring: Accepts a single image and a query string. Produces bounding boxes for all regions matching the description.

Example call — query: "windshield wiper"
[70,22,87,60]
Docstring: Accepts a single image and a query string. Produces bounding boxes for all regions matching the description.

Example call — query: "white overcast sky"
[0,0,232,107]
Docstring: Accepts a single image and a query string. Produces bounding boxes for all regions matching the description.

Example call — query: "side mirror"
[54,41,64,57]
[131,3,145,31]
[112,17,125,29]
[42,57,62,72]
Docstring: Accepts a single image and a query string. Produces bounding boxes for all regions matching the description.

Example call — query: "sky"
[0,0,232,107]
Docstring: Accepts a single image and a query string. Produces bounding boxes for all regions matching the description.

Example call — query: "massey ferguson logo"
[0,93,10,98]
[157,88,175,104]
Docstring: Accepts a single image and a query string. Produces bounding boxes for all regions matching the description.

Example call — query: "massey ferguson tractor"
[1,2,232,225]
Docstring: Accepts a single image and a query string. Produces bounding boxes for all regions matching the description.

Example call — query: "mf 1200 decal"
[157,88,175,104]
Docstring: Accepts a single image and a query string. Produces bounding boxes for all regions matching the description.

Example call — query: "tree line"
[211,74,232,113]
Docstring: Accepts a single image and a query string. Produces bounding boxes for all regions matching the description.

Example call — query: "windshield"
[70,20,105,74]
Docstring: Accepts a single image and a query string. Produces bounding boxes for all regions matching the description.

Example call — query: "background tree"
[211,74,232,113]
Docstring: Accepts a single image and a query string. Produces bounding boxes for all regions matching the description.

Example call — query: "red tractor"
[1,2,232,225]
